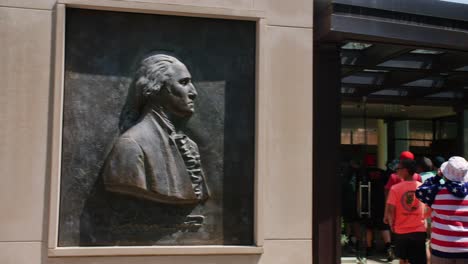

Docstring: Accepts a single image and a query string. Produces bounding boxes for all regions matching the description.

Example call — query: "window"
[409,120,433,147]
[341,118,378,145]
[435,119,457,139]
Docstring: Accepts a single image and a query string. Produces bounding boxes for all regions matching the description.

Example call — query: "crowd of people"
[342,151,468,264]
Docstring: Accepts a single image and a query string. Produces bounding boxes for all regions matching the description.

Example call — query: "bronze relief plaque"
[58,8,256,246]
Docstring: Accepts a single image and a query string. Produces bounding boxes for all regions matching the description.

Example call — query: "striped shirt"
[430,188,468,258]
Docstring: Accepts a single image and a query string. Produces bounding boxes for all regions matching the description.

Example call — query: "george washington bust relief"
[102,54,210,205]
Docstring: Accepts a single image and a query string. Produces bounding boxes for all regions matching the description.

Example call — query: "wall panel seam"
[264,238,312,241]
[0,4,52,11]
[0,241,42,243]
[267,24,313,30]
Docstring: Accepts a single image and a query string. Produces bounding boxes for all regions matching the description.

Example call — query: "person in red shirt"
[385,159,427,264]
[385,151,422,196]
[383,151,423,234]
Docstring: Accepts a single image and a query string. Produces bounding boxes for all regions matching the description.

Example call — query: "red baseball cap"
[364,154,376,167]
[400,151,414,160]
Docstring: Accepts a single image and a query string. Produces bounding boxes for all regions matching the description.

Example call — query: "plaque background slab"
[58,8,256,246]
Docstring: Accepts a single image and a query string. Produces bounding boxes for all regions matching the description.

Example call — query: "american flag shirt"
[416,175,468,259]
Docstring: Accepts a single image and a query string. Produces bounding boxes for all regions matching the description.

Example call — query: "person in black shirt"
[362,155,394,260]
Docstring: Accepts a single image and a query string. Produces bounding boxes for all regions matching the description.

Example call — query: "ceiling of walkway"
[340,41,468,106]
[341,102,454,120]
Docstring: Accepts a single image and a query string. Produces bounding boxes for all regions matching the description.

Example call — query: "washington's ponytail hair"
[119,53,179,132]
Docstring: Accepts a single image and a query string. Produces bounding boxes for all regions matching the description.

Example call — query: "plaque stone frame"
[47,0,266,257]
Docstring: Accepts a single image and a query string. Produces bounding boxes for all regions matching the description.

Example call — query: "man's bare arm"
[385,204,396,231]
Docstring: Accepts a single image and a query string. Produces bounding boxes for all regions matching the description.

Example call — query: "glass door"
[340,161,370,264]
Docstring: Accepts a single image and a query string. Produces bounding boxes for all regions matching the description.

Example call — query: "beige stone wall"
[0,0,312,263]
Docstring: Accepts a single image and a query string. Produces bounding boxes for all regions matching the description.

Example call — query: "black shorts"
[394,232,426,264]
[364,217,390,230]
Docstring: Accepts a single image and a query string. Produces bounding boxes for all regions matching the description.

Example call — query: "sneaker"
[386,245,395,262]
[346,240,356,253]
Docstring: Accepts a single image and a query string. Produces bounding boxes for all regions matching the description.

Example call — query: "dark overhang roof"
[315,0,468,50]
[334,0,468,23]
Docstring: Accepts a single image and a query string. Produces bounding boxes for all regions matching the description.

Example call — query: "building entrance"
[338,42,468,264]
[318,41,468,263]
[313,2,468,263]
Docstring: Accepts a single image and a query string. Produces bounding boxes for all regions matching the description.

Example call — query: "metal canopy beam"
[341,96,460,107]
[341,44,414,77]
[343,76,467,98]
[333,0,468,23]
[435,51,468,73]
[342,49,468,98]
[342,83,442,93]
[324,13,468,51]
[379,51,468,91]
[342,66,468,75]
[408,81,462,100]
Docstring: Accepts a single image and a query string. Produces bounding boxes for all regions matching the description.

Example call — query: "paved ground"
[342,256,399,264]
[341,241,400,263]
[367,257,399,264]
